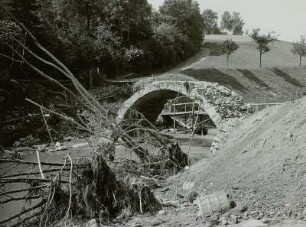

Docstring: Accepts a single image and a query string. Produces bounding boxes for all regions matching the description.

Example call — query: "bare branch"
[0,177,68,184]
[0,185,48,197]
[1,195,41,204]
[0,158,66,167]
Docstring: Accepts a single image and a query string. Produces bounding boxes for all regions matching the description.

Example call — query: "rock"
[262,218,272,224]
[183,181,195,191]
[177,193,184,198]
[54,142,67,151]
[71,142,89,148]
[230,214,239,224]
[131,223,142,227]
[222,211,231,218]
[64,136,72,141]
[87,219,98,227]
[19,137,27,142]
[242,211,250,220]
[235,219,267,227]
[151,220,166,226]
[250,210,259,217]
[240,205,248,213]
[257,212,264,220]
[13,140,21,147]
[187,191,199,203]
[158,210,166,215]
[162,200,178,207]
[161,187,170,192]
[207,214,219,226]
[219,216,228,225]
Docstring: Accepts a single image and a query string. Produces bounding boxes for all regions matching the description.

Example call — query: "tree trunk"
[259,51,262,67]
[89,68,93,89]
[86,3,90,30]
[300,55,302,67]
[227,54,229,67]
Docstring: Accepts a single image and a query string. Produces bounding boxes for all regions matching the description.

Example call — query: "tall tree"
[220,11,233,33]
[202,9,219,35]
[231,12,244,35]
[291,36,306,67]
[250,29,277,67]
[220,39,239,67]
[160,0,204,55]
[221,11,244,35]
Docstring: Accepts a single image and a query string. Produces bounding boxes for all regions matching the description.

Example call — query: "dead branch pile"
[119,109,189,172]
[0,154,162,226]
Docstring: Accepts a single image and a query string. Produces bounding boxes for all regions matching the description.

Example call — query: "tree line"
[1,0,305,82]
[0,0,206,84]
[202,9,245,35]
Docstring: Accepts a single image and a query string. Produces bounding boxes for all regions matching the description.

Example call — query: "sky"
[148,0,306,42]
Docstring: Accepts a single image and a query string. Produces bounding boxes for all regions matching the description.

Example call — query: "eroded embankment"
[165,96,306,221]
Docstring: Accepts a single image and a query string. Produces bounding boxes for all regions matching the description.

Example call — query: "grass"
[272,68,304,88]
[236,69,270,89]
[203,42,224,56]
[183,68,245,91]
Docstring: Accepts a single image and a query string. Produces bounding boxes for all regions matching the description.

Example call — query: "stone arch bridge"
[117,78,251,129]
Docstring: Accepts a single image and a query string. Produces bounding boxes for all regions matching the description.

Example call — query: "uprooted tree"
[0,4,188,226]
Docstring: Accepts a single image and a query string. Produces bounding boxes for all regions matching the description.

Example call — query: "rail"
[249,102,282,112]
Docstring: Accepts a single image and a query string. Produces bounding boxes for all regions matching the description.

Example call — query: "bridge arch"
[117,79,250,129]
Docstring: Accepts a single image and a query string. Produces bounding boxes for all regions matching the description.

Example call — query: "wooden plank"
[161,111,208,116]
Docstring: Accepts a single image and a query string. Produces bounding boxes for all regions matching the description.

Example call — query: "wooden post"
[173,104,176,134]
[191,102,195,131]
[184,103,187,125]
[173,118,176,134]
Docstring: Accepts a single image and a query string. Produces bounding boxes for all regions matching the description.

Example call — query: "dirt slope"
[165,96,306,221]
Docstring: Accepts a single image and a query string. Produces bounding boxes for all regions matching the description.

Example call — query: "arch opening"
[119,89,218,163]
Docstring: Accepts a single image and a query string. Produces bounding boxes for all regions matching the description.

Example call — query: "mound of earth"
[161,96,306,224]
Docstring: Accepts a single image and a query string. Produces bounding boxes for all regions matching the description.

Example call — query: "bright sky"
[148,0,306,42]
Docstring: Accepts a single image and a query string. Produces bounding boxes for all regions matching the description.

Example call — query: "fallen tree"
[0,154,162,226]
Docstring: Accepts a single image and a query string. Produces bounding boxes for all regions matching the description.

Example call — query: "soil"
[133,96,306,226]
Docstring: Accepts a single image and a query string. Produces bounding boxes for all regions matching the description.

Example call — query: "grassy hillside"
[183,67,306,103]
[152,35,306,103]
[175,35,306,103]
[188,35,303,69]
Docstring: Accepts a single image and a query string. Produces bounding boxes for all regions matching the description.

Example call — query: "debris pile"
[195,83,252,119]
[162,97,306,225]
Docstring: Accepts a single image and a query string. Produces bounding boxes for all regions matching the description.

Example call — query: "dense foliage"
[202,9,220,35]
[0,0,205,84]
[221,11,244,35]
